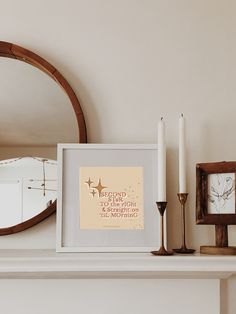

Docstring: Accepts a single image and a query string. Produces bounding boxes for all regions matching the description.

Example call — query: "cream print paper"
[208,173,235,214]
[80,167,144,229]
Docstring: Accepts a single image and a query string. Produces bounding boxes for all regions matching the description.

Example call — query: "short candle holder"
[173,193,195,254]
[151,201,173,256]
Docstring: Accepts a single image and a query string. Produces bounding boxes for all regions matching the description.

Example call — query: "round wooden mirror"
[0,41,87,235]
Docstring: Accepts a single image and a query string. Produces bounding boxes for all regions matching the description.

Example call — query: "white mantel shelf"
[0,249,235,279]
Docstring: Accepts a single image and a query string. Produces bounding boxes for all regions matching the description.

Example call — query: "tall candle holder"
[173,193,195,254]
[151,201,173,256]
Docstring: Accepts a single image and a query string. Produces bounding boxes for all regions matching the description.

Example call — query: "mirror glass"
[0,157,57,227]
[0,58,79,146]
[0,56,81,232]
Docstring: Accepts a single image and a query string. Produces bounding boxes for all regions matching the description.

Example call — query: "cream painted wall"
[1,0,236,250]
[0,0,236,312]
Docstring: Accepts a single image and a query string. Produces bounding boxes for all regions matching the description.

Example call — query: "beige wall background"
[1,0,235,250]
[0,1,236,313]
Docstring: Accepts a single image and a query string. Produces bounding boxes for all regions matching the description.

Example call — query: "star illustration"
[92,178,107,197]
[85,177,93,187]
[90,189,96,197]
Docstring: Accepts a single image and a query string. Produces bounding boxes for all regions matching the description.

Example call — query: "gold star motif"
[92,178,107,197]
[85,177,93,187]
[91,189,96,197]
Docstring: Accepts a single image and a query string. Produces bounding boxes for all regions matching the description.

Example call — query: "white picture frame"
[56,144,162,252]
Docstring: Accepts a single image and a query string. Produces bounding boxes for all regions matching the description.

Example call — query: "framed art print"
[196,161,236,225]
[56,144,161,252]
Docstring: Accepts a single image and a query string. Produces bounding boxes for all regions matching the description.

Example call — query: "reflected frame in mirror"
[0,41,87,235]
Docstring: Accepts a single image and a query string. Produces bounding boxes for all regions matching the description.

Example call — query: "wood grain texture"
[215,225,228,247]
[0,41,87,235]
[200,246,236,255]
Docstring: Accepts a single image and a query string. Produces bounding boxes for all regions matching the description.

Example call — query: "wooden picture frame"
[56,144,161,252]
[196,161,236,225]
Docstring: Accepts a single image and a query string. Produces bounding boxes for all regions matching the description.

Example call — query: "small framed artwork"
[56,144,160,252]
[196,161,236,225]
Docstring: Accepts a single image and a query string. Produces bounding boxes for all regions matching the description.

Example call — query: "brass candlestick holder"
[151,201,173,256]
[173,193,195,254]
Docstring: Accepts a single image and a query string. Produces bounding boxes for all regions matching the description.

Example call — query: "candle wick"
[181,113,184,117]
[161,117,163,121]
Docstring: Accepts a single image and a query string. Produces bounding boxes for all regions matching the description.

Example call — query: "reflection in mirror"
[0,157,57,228]
[0,41,86,234]
[0,58,75,232]
[0,58,79,147]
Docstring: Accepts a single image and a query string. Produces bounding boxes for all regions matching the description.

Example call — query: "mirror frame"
[0,41,87,235]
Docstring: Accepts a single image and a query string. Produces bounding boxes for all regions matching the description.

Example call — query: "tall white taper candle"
[179,114,187,193]
[157,117,166,201]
